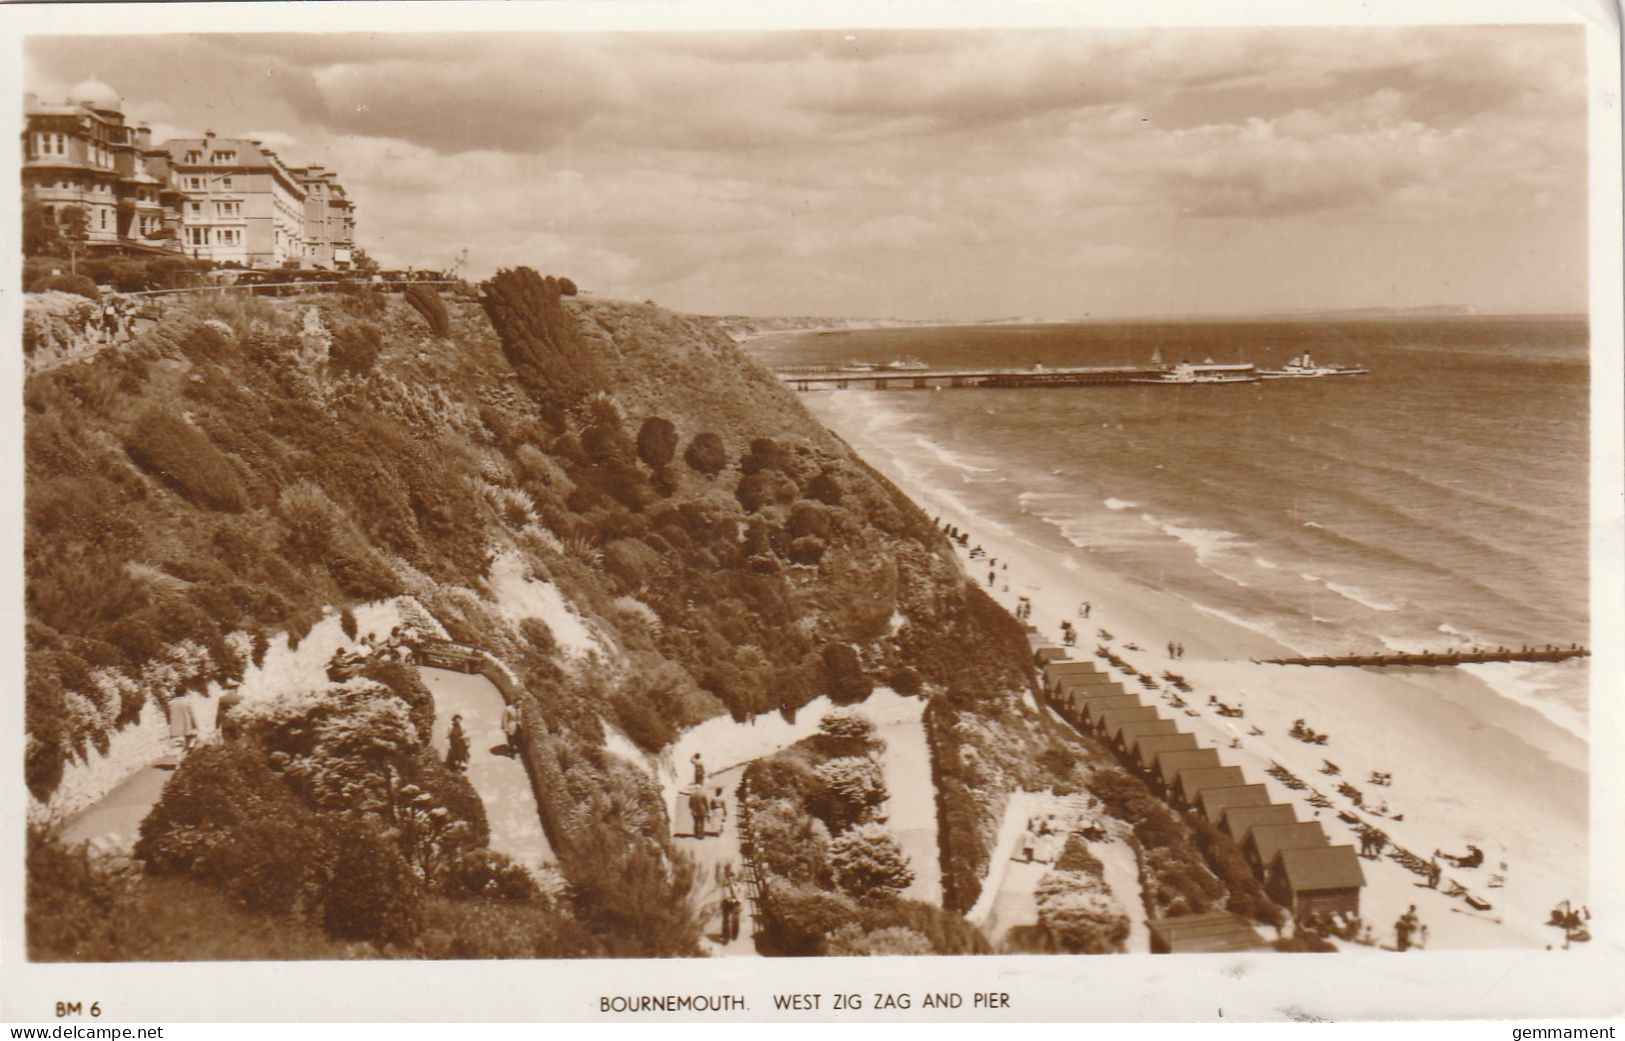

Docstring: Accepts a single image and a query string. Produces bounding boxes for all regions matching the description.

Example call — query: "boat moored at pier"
[1259,353,1369,378]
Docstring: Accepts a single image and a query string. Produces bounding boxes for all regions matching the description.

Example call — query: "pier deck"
[776,365,1163,390]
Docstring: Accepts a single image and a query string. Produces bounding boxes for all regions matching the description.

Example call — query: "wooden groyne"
[1254,646,1588,667]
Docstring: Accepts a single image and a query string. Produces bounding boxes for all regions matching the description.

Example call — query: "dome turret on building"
[69,79,123,114]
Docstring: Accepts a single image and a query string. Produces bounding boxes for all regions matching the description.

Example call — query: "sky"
[24,27,1590,320]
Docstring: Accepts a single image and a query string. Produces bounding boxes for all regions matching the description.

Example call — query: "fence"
[122,278,460,300]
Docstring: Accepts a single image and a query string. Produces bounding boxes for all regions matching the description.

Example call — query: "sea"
[753,316,1591,737]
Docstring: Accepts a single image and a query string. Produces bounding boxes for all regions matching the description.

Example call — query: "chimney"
[136,124,152,148]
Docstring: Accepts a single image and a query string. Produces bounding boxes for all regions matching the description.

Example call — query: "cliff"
[26,271,1096,957]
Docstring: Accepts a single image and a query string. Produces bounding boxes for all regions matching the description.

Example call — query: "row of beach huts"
[1029,637,1367,952]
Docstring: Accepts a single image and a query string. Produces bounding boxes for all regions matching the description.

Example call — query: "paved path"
[671,766,756,955]
[873,709,942,905]
[57,762,175,853]
[420,667,554,870]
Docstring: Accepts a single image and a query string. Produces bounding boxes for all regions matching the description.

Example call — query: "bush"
[746,797,833,888]
[826,923,933,956]
[438,849,540,902]
[635,417,678,471]
[34,273,99,300]
[818,708,876,743]
[762,884,857,955]
[124,411,248,512]
[787,536,827,565]
[683,432,727,476]
[403,283,450,337]
[830,824,914,900]
[821,643,872,703]
[321,820,423,945]
[328,320,382,376]
[810,756,887,834]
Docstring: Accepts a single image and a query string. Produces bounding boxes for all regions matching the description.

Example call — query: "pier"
[1253,646,1588,667]
[775,364,1164,390]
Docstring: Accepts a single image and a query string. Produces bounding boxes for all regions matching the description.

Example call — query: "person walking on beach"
[988,569,996,587]
[1080,601,1091,619]
[1427,857,1442,888]
[1176,642,1185,659]
[1395,905,1420,951]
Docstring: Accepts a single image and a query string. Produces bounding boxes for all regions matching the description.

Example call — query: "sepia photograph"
[2,0,1621,1027]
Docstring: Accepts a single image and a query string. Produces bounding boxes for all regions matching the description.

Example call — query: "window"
[221,176,234,190]
[217,201,241,218]
[185,150,203,163]
[99,208,110,231]
[188,202,202,218]
[184,176,204,191]
[211,150,236,164]
[31,133,68,157]
[185,227,207,246]
[215,228,241,246]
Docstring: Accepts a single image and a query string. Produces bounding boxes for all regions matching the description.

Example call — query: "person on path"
[709,786,728,833]
[446,714,471,773]
[100,296,120,344]
[689,787,711,839]
[500,702,521,755]
[1020,822,1038,863]
[691,753,706,786]
[720,870,742,942]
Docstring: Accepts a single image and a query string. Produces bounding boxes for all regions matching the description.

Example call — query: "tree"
[636,417,678,471]
[22,192,62,257]
[349,246,381,274]
[57,205,89,274]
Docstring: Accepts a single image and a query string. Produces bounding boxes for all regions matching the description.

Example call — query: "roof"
[1147,911,1267,953]
[1085,695,1144,723]
[1044,660,1104,682]
[1176,765,1248,803]
[1136,733,1199,768]
[1055,670,1113,689]
[1156,748,1222,786]
[1118,719,1179,752]
[1222,803,1298,844]
[1197,784,1270,821]
[1102,707,1161,737]
[1247,822,1329,867]
[1032,647,1070,664]
[1275,845,1366,893]
[1063,682,1127,704]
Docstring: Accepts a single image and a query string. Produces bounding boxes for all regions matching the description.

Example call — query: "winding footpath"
[421,666,554,871]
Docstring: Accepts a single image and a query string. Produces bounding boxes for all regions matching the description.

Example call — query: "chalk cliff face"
[26,272,1080,955]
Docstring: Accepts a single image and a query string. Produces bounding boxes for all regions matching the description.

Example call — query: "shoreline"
[802,387,1588,951]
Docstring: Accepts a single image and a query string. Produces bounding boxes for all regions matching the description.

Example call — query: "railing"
[122,278,459,299]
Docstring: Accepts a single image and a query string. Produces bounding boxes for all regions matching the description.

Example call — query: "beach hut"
[1117,718,1180,755]
[1154,748,1223,792]
[1244,821,1329,875]
[1033,647,1071,667]
[1174,766,1248,809]
[1059,681,1127,713]
[1267,845,1365,920]
[1085,695,1145,728]
[1136,733,1200,771]
[1101,706,1160,739]
[1197,783,1270,824]
[1054,671,1115,696]
[1221,803,1298,846]
[1147,911,1268,954]
[1044,660,1105,692]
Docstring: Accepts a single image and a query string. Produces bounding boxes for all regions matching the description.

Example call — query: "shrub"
[829,824,914,901]
[1055,834,1105,877]
[124,410,248,512]
[635,416,678,471]
[34,273,99,300]
[810,756,887,834]
[787,536,827,566]
[818,708,876,743]
[328,321,382,376]
[683,432,727,476]
[746,797,833,888]
[321,820,423,945]
[438,848,540,902]
[403,283,450,338]
[762,884,857,955]
[806,469,844,505]
[826,923,933,956]
[821,643,872,703]
[739,437,788,476]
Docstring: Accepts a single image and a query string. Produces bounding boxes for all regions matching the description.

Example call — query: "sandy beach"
[803,387,1590,952]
